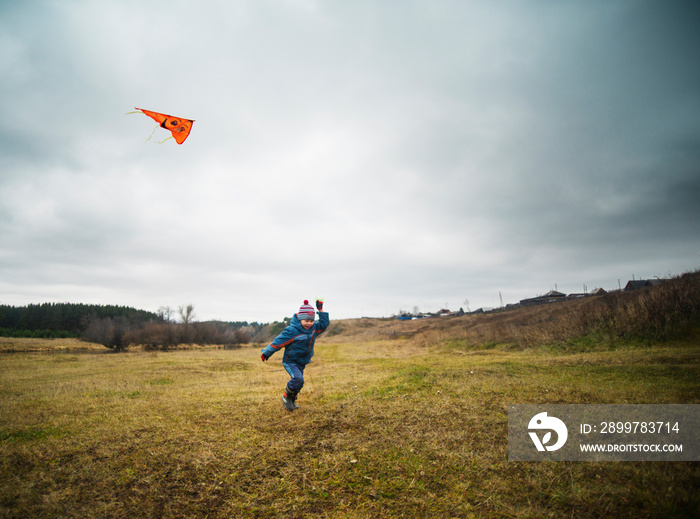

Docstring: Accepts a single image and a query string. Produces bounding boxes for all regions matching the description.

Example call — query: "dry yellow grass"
[1,322,698,517]
[0,337,105,353]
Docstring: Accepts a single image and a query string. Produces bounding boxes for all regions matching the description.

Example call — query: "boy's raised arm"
[315,299,329,332]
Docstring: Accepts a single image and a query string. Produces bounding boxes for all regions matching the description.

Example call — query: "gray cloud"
[1,0,699,321]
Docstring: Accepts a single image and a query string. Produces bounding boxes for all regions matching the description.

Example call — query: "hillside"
[326,269,700,350]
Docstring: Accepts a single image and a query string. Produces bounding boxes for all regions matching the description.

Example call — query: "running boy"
[260,299,329,411]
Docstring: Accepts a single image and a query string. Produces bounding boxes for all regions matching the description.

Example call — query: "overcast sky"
[1,0,699,323]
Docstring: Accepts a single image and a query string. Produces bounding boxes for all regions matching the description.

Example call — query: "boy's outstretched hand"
[261,353,269,362]
[315,298,324,311]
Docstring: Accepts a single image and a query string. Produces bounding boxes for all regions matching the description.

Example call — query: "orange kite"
[134,107,194,144]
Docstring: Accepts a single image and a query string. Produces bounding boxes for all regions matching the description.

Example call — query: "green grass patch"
[0,426,65,443]
[147,377,175,385]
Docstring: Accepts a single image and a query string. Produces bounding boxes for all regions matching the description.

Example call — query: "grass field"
[1,315,699,518]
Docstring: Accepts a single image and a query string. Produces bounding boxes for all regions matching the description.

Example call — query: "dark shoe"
[282,390,298,411]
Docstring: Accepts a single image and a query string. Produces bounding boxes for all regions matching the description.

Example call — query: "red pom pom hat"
[297,300,315,320]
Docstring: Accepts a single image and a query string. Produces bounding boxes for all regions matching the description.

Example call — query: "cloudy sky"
[1,1,699,323]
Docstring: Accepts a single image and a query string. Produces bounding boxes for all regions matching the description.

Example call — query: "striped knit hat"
[297,300,315,320]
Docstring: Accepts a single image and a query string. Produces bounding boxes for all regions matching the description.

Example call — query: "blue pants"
[283,362,305,393]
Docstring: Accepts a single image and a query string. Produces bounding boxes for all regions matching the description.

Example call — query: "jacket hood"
[291,313,314,334]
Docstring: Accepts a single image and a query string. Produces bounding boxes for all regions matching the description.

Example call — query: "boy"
[260,299,329,411]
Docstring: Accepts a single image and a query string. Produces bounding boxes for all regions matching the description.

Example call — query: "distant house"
[624,279,663,291]
[519,290,566,306]
[543,290,566,299]
[518,297,538,306]
[590,288,607,296]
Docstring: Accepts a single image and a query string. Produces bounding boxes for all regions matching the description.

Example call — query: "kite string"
[145,125,158,143]
[127,110,160,143]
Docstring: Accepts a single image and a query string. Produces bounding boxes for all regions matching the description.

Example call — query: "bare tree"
[157,306,174,323]
[178,304,196,325]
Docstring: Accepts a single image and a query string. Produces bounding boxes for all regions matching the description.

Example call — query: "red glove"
[315,298,324,311]
[261,353,268,362]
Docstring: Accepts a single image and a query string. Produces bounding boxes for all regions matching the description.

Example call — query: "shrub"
[81,316,131,350]
[107,321,252,351]
[588,271,700,341]
[123,322,178,351]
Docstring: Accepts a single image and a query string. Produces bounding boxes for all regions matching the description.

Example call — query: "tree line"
[0,303,157,338]
[0,302,261,350]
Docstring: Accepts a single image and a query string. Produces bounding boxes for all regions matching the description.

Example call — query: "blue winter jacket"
[261,311,329,366]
